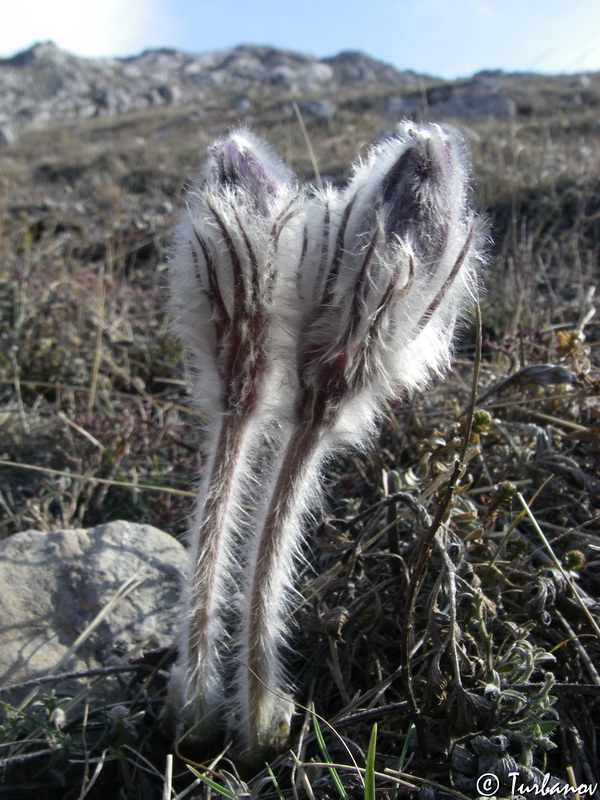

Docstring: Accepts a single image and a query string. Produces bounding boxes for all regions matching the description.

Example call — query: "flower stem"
[171,410,253,739]
[239,422,323,758]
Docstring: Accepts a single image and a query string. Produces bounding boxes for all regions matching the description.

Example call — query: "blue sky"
[3,0,599,79]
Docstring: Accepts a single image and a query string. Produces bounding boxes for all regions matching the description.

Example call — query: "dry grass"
[0,79,598,797]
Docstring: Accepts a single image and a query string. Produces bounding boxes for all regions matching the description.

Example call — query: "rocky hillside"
[0,41,423,137]
[2,40,599,144]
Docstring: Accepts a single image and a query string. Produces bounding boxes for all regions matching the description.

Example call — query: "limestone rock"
[284,99,337,121]
[323,50,422,87]
[0,521,186,709]
[384,87,516,122]
[0,124,16,144]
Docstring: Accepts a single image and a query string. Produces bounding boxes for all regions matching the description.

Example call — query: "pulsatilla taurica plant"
[167,124,484,762]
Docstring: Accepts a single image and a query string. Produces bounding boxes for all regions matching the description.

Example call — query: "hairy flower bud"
[293,122,481,439]
[205,129,294,214]
[170,130,298,417]
[167,124,485,762]
[166,130,300,742]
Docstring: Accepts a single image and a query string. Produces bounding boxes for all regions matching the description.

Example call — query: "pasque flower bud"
[167,130,299,740]
[167,123,484,761]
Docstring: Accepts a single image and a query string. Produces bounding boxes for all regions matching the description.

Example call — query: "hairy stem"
[239,423,322,758]
[171,410,253,739]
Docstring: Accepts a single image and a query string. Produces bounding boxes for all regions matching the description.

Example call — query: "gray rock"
[384,89,516,122]
[0,521,186,708]
[157,83,182,104]
[284,99,337,121]
[433,91,516,121]
[383,95,425,119]
[323,50,421,87]
[568,74,591,88]
[234,94,251,111]
[0,124,16,144]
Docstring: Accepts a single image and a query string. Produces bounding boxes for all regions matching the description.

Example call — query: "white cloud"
[0,0,168,58]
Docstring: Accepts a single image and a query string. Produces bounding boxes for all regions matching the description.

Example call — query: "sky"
[2,0,599,80]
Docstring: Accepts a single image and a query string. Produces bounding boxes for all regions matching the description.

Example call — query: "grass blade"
[313,713,349,800]
[266,764,286,800]
[364,722,377,800]
[390,722,415,800]
[186,766,237,799]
